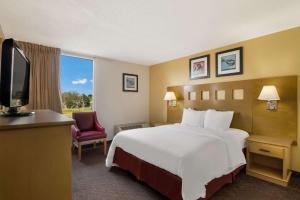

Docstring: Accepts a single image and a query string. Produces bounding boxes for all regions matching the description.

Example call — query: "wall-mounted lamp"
[164,92,177,107]
[258,85,280,111]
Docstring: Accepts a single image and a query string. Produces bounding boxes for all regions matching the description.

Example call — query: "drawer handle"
[259,148,270,153]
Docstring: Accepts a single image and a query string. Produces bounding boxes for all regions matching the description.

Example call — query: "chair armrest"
[95,121,105,132]
[71,125,81,138]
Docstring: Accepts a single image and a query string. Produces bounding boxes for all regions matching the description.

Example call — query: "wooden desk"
[0,110,74,200]
[246,135,293,187]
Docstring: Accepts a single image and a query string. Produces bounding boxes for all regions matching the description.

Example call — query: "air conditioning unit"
[114,122,149,135]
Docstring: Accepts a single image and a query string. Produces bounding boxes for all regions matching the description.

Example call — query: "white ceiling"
[1,0,300,65]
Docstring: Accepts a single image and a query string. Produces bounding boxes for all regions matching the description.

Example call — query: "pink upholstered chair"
[71,112,107,160]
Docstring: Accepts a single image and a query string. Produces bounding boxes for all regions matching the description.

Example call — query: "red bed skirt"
[113,147,244,200]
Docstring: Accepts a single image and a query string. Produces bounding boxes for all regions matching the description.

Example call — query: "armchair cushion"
[95,121,105,132]
[76,131,107,142]
[73,112,95,131]
[72,111,107,143]
[71,125,81,138]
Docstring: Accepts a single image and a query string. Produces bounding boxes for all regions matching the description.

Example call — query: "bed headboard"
[167,76,297,141]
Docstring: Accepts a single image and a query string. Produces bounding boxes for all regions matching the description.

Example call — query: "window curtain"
[0,37,3,61]
[17,41,63,113]
[0,38,3,111]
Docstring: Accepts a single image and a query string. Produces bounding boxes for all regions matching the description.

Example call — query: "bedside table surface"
[247,135,293,147]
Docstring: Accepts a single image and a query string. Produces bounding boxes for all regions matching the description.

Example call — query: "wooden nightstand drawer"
[248,142,284,159]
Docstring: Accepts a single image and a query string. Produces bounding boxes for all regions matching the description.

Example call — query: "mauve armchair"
[71,112,107,160]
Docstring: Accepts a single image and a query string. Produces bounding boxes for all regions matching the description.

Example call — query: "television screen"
[0,38,30,112]
[11,47,28,107]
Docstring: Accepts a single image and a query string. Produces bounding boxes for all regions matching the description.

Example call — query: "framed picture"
[189,55,210,80]
[216,47,243,77]
[123,73,138,92]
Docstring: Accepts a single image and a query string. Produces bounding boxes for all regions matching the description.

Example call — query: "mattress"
[106,124,247,200]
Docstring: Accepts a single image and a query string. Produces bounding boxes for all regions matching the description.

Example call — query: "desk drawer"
[248,142,284,159]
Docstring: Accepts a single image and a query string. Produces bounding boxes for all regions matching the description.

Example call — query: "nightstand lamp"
[258,85,280,111]
[164,91,177,107]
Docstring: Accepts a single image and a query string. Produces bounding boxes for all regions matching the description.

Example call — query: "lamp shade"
[164,92,176,101]
[258,85,280,101]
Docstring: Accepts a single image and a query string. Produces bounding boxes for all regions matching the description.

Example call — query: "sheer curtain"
[18,41,63,113]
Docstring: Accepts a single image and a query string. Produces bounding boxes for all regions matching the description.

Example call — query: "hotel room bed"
[106,124,248,200]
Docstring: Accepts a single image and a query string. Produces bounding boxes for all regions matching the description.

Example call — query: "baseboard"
[292,170,300,177]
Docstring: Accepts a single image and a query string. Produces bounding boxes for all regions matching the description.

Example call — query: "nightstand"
[150,122,171,127]
[246,135,293,186]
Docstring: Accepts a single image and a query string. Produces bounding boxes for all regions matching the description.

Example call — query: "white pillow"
[204,110,234,130]
[181,108,206,127]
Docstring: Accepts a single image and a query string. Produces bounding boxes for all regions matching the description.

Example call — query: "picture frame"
[189,54,210,80]
[216,47,243,77]
[122,73,138,92]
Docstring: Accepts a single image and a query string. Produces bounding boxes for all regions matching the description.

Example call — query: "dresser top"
[0,110,74,130]
[247,135,294,147]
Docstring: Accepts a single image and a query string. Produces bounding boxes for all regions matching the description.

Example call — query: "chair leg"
[72,142,76,152]
[103,138,107,155]
[78,144,82,160]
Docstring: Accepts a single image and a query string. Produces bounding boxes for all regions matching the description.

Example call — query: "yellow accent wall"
[149,26,300,171]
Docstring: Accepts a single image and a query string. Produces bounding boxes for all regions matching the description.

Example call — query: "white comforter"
[106,124,246,200]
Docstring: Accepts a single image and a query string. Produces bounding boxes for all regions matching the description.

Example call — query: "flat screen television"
[0,38,32,116]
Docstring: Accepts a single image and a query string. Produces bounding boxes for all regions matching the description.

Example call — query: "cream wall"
[0,24,4,38]
[149,26,300,171]
[94,57,149,140]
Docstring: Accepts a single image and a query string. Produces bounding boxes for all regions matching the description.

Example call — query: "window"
[60,54,93,117]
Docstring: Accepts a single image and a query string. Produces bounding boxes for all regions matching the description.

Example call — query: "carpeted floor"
[72,147,300,200]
